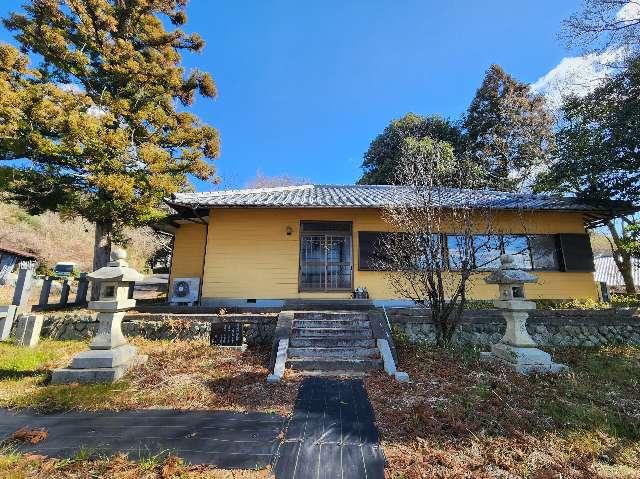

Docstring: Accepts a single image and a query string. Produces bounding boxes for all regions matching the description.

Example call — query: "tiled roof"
[594,256,640,288]
[168,184,612,212]
[0,245,38,260]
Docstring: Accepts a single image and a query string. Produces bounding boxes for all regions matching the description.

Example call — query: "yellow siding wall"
[198,208,598,300]
[170,223,208,280]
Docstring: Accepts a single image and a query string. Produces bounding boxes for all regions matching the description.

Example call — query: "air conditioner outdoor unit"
[169,277,200,305]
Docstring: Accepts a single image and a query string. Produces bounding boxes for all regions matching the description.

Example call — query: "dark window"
[358,232,389,271]
[447,235,473,270]
[529,235,560,270]
[417,234,445,270]
[473,235,502,270]
[54,264,74,273]
[557,234,595,272]
[503,235,532,269]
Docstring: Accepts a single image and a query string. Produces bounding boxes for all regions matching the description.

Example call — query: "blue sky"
[0,1,582,191]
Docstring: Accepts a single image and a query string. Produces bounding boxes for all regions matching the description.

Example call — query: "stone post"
[14,314,43,347]
[38,277,52,307]
[0,305,18,341]
[75,273,89,306]
[59,279,70,306]
[12,266,35,311]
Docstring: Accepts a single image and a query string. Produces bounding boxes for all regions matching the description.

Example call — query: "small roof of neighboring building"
[167,184,636,226]
[594,256,640,288]
[0,245,38,260]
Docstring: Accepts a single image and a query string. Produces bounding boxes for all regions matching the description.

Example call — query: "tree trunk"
[91,220,113,300]
[618,252,637,294]
[607,221,637,294]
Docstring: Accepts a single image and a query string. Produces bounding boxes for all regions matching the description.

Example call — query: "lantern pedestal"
[482,255,567,375]
[51,249,147,384]
[489,343,566,374]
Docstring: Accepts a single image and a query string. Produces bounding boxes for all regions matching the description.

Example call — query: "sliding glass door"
[299,222,353,291]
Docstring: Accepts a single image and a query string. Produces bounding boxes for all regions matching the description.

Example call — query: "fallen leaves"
[9,426,48,444]
[366,343,640,478]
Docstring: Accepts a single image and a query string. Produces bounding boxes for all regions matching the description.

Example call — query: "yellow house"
[164,184,626,307]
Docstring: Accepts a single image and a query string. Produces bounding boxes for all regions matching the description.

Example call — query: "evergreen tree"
[0,0,219,270]
[535,57,640,292]
[464,64,555,191]
[358,113,465,185]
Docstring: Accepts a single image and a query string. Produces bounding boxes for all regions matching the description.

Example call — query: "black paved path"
[272,378,385,479]
[0,409,285,469]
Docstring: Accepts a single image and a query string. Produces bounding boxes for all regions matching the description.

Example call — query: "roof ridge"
[174,184,314,197]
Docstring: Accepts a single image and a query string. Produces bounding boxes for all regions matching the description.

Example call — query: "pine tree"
[0,0,219,270]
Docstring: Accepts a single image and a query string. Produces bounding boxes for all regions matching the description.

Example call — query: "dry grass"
[366,341,640,478]
[0,202,168,273]
[0,339,299,477]
[0,338,300,415]
[0,449,272,478]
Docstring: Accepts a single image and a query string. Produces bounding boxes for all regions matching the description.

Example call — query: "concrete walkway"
[0,409,286,469]
[272,377,385,479]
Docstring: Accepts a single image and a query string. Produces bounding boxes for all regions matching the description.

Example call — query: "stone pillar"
[38,277,52,307]
[14,314,43,347]
[60,280,70,306]
[75,273,89,306]
[0,305,18,341]
[12,266,34,311]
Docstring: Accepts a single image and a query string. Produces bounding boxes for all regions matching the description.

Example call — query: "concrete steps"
[287,358,383,372]
[291,327,373,338]
[289,337,376,348]
[286,311,382,376]
[288,347,380,359]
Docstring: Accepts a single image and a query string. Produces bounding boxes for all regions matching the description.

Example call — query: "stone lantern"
[51,248,147,384]
[483,254,566,374]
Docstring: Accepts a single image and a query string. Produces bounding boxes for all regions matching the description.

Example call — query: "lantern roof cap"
[484,255,538,285]
[87,248,144,282]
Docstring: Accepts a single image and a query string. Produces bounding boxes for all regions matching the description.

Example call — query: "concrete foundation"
[51,344,147,384]
[484,343,567,374]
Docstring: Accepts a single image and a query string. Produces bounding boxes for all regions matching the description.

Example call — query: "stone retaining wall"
[31,308,640,348]
[39,313,277,346]
[387,307,640,346]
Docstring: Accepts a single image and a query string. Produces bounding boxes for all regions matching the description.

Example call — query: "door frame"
[298,221,354,293]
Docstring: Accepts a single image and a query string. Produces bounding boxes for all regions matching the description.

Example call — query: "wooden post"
[60,279,70,306]
[38,277,52,306]
[12,265,35,311]
[75,273,89,306]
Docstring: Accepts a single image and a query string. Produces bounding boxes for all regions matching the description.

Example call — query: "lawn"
[366,340,640,479]
[0,338,299,415]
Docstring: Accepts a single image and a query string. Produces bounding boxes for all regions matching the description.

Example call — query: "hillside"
[0,202,169,273]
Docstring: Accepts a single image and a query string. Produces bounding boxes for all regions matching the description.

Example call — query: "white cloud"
[616,1,640,22]
[530,48,625,110]
[58,82,84,94]
[531,2,638,110]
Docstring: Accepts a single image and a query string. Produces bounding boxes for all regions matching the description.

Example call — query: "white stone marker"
[14,314,43,347]
[51,248,148,384]
[0,305,17,341]
[482,255,567,374]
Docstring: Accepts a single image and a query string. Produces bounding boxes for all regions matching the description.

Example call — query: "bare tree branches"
[562,0,640,54]
[377,138,496,345]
